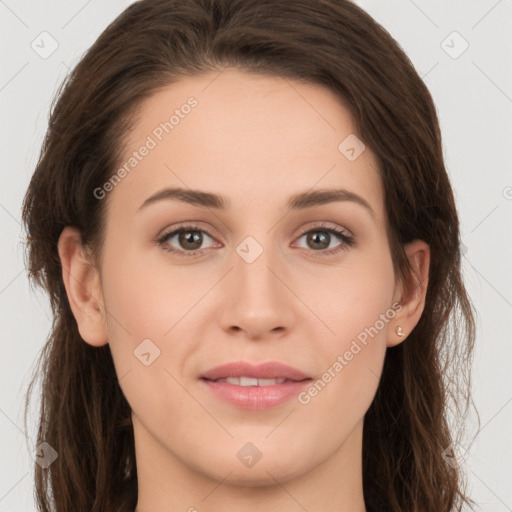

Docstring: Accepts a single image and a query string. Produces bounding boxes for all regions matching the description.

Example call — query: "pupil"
[179,230,202,250]
[308,231,329,250]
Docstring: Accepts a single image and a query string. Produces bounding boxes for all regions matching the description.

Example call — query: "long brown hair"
[22,0,477,510]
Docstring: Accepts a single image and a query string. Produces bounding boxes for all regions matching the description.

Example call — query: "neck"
[133,416,367,512]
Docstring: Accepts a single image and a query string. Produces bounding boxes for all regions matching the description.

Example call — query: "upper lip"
[201,361,311,381]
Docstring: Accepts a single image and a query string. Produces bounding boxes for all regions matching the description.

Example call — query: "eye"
[156,222,354,258]
[293,223,355,256]
[157,223,219,257]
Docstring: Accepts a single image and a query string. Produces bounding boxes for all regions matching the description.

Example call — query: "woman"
[22,0,476,510]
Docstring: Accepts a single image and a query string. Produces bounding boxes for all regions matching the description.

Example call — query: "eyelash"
[156,222,355,258]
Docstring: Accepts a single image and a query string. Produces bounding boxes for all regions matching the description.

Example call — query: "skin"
[58,68,430,512]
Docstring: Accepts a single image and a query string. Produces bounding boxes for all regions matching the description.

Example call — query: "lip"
[200,361,312,410]
[200,361,311,381]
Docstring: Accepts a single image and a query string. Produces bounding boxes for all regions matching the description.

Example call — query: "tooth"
[239,376,259,386]
[258,378,285,386]
[214,377,288,386]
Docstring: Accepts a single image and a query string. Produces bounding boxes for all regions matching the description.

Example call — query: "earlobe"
[58,226,108,347]
[387,239,430,348]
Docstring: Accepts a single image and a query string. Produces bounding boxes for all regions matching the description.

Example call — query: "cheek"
[101,244,201,340]
[99,243,215,388]
[308,245,396,344]
[98,243,171,373]
[99,249,204,431]
[300,250,395,418]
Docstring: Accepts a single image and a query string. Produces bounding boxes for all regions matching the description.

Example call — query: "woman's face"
[69,69,424,488]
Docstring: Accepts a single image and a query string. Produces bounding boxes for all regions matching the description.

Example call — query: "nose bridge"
[234,233,284,303]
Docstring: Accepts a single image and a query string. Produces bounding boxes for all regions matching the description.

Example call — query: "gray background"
[1,0,511,510]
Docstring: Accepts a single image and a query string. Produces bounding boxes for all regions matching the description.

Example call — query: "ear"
[57,226,108,347]
[387,239,430,348]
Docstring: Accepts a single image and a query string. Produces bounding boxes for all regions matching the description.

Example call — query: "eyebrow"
[138,186,375,220]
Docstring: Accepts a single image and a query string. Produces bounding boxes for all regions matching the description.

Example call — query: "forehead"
[106,68,384,223]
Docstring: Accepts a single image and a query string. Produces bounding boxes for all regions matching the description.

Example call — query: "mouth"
[199,361,313,410]
[200,360,312,382]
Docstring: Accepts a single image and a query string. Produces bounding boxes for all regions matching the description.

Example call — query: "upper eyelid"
[296,221,352,236]
[157,221,216,239]
[159,221,351,238]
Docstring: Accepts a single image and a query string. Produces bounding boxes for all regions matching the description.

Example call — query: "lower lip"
[200,378,312,410]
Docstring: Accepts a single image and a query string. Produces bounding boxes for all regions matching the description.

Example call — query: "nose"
[217,240,297,341]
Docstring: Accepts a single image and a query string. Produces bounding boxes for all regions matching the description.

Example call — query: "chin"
[220,467,300,488]
[200,451,310,488]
